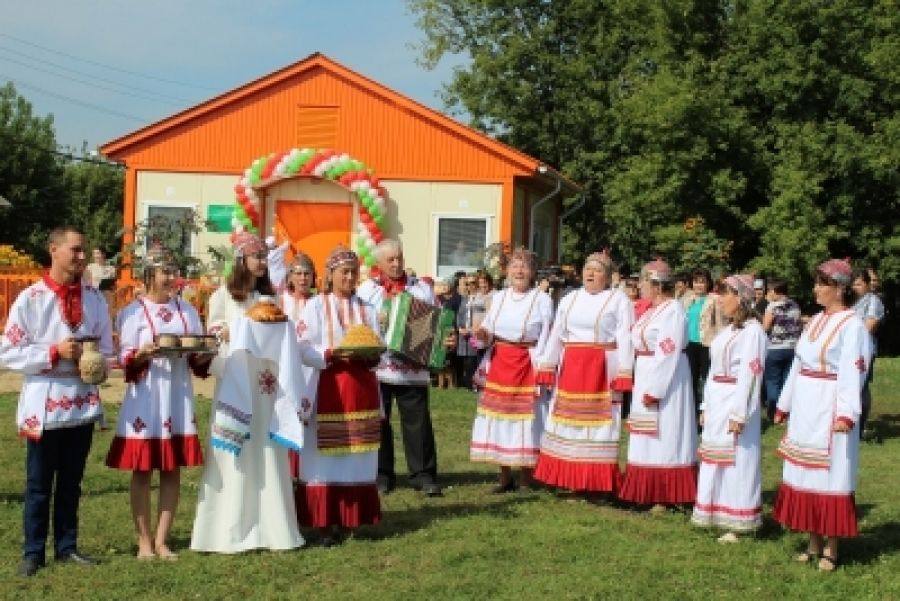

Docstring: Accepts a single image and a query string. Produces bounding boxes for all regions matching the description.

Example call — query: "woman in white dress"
[190,232,303,553]
[106,252,208,559]
[470,248,553,492]
[691,274,767,540]
[619,259,697,509]
[773,258,871,571]
[280,252,316,480]
[295,246,382,545]
[533,251,633,494]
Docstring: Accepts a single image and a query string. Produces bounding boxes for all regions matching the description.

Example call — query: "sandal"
[794,551,819,563]
[818,555,838,572]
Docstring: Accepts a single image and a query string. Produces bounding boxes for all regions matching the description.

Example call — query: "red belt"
[564,342,617,350]
[799,368,837,381]
[711,374,737,384]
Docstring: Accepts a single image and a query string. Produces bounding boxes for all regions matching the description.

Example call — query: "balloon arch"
[232,148,387,267]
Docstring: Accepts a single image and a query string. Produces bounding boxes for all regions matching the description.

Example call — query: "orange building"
[101,53,578,280]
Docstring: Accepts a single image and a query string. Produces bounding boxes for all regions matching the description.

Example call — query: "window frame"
[431,213,494,279]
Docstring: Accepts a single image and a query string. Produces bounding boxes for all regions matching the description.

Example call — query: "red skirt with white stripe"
[296,482,381,529]
[618,464,697,505]
[106,435,204,471]
[772,482,858,537]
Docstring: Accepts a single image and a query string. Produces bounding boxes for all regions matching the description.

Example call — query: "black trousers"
[685,341,710,411]
[23,423,94,560]
[378,383,438,485]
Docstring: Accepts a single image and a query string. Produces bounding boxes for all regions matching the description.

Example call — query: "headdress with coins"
[642,258,672,283]
[817,258,852,286]
[325,245,358,271]
[723,273,755,306]
[232,231,267,258]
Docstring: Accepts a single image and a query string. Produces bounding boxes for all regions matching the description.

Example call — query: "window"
[145,205,194,257]
[435,217,489,278]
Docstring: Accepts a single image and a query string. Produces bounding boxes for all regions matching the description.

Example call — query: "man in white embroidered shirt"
[0,226,113,577]
[357,239,446,497]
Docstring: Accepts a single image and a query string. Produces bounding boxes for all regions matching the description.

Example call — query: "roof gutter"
[529,165,562,256]
[557,194,586,263]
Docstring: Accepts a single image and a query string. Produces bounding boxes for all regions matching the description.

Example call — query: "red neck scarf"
[381,275,408,299]
[43,273,83,331]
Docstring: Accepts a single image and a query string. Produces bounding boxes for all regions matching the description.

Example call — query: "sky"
[0,0,464,152]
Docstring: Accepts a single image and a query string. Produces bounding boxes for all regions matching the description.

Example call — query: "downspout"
[557,195,586,263]
[529,165,562,259]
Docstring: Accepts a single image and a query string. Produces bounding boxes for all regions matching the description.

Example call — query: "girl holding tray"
[470,247,553,492]
[295,245,383,545]
[106,250,209,559]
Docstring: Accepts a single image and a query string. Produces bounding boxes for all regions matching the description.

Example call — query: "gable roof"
[101,53,577,189]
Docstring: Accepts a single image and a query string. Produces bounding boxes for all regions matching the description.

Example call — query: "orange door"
[274,200,352,283]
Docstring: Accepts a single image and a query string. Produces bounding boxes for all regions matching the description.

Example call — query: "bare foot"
[136,547,156,561]
[717,532,739,544]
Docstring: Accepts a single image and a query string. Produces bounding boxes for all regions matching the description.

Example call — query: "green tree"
[0,82,67,264]
[62,155,124,257]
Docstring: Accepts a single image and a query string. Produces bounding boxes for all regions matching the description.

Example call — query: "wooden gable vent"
[297,105,339,150]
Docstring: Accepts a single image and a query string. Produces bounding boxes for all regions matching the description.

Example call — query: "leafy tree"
[409,0,899,300]
[0,82,67,264]
[62,155,124,257]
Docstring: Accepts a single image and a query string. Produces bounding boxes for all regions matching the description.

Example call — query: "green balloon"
[233,204,247,219]
[365,254,376,267]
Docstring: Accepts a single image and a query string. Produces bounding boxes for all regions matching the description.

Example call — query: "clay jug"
[78,337,107,385]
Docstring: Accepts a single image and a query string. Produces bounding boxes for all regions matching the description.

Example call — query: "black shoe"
[421,481,443,497]
[18,557,44,577]
[56,551,99,566]
[491,480,517,494]
[411,477,443,497]
[376,476,395,495]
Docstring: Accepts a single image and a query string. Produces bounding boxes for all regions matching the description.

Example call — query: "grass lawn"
[1,359,899,600]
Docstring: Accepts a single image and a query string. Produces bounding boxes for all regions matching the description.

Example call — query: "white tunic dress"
[773,309,870,537]
[190,286,303,553]
[620,299,697,505]
[0,278,112,439]
[106,298,204,470]
[469,288,553,467]
[534,287,634,490]
[692,320,767,531]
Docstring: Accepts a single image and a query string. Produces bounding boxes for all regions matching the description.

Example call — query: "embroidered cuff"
[834,416,855,430]
[774,409,789,421]
[534,369,556,386]
[642,393,659,406]
[49,344,60,367]
[122,349,149,384]
[610,375,633,392]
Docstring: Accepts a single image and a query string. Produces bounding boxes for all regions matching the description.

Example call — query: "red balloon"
[373,231,384,243]
[360,212,372,224]
[370,177,380,189]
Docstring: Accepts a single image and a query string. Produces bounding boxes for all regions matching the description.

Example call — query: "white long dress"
[295,293,383,528]
[106,297,205,470]
[533,287,634,491]
[190,286,303,553]
[469,288,553,467]
[692,320,767,531]
[773,309,870,537]
[620,299,697,505]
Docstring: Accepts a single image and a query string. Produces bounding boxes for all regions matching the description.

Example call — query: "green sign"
[207,204,233,233]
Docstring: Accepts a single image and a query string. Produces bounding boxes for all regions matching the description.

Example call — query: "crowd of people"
[0,225,884,577]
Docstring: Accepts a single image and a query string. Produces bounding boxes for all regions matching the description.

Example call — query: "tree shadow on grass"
[867,413,900,443]
[843,520,900,566]
[352,495,541,543]
[0,492,25,504]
